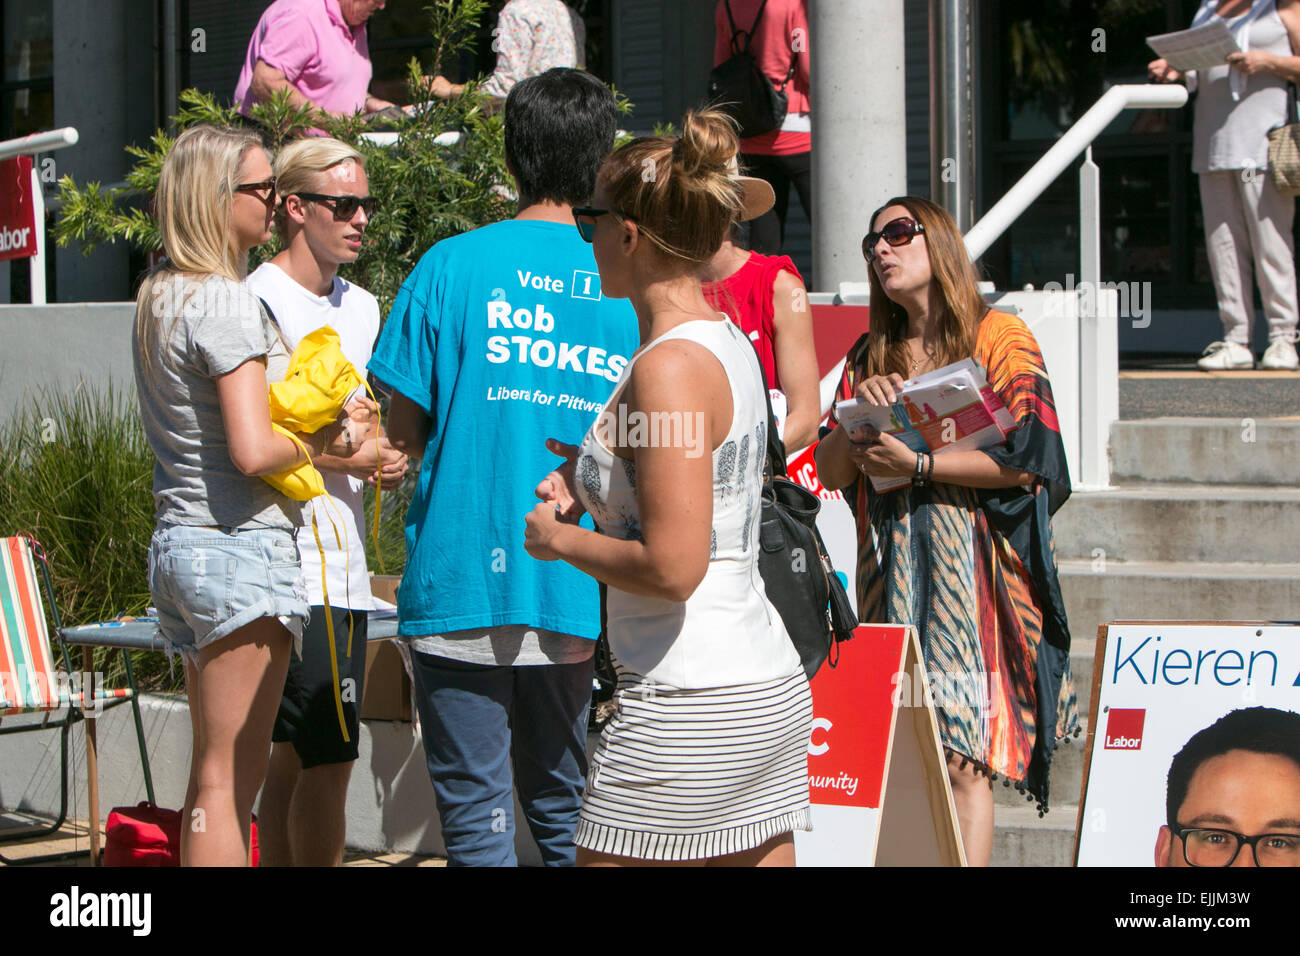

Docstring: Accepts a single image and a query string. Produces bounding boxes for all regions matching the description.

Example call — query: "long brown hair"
[861,196,986,379]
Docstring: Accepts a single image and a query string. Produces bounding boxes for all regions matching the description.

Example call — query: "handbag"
[708,0,796,140]
[755,370,857,680]
[104,802,260,866]
[1268,82,1300,197]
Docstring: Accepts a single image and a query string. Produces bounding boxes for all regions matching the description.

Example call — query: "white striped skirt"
[574,667,813,861]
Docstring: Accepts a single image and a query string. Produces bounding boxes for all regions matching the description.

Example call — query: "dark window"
[2,1,54,139]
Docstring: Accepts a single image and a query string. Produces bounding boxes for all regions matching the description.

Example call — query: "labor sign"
[0,156,37,261]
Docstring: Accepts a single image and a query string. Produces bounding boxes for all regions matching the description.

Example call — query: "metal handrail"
[0,127,78,163]
[963,84,1188,260]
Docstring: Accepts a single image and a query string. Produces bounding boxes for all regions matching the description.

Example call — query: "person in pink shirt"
[235,0,395,123]
[713,0,811,257]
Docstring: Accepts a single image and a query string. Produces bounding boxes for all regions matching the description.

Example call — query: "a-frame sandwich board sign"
[795,623,966,866]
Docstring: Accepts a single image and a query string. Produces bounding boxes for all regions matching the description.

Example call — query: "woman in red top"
[700,161,820,454]
[713,0,811,255]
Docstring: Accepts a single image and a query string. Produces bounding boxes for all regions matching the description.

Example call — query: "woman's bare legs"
[946,752,993,866]
[180,616,291,867]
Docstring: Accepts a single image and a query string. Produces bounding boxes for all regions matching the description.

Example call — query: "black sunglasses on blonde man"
[292,192,379,221]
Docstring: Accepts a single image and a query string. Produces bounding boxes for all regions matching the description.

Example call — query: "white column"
[810,0,908,294]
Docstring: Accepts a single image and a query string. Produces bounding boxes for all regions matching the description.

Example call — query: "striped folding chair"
[0,534,154,865]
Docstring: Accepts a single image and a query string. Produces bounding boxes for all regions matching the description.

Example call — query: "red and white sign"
[0,156,37,262]
[1103,707,1146,750]
[795,624,965,866]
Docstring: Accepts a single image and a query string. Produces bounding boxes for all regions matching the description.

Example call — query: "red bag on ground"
[104,803,260,866]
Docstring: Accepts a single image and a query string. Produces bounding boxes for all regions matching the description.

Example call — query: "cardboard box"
[362,575,411,721]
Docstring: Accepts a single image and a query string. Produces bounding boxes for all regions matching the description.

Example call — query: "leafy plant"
[52,0,514,316]
[0,386,173,690]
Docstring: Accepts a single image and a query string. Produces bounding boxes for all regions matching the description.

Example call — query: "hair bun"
[673,109,739,177]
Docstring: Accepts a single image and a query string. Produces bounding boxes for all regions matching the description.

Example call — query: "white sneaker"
[1196,341,1255,371]
[1260,335,1300,371]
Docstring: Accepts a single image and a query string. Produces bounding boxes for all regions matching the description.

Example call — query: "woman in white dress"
[524,110,812,866]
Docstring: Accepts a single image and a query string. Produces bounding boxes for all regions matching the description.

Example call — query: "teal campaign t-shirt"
[368,220,638,640]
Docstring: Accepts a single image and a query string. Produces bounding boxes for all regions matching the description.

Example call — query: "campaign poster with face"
[1076,623,1300,868]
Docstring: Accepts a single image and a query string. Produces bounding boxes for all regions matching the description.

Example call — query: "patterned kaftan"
[832,310,1081,811]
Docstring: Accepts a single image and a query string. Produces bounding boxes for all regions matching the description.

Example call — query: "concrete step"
[1061,560,1300,646]
[1053,485,1300,564]
[1110,417,1300,487]
[993,727,1088,809]
[1070,637,1096,717]
[992,804,1079,866]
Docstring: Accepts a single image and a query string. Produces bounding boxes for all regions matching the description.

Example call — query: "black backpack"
[757,374,857,680]
[708,0,796,140]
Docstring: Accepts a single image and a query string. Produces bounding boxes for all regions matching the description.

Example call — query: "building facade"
[3,0,1269,354]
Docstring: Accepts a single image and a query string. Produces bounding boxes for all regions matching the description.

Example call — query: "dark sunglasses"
[573,205,633,243]
[294,192,379,221]
[862,217,925,262]
[234,178,277,209]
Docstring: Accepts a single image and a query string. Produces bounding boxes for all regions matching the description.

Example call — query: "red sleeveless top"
[701,251,803,390]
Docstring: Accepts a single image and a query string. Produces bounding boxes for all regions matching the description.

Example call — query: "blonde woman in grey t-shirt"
[133,125,350,866]
[1150,0,1300,371]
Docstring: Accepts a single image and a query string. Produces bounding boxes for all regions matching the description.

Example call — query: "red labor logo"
[1104,707,1146,750]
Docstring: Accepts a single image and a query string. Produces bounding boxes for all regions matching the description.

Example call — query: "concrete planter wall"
[0,303,137,419]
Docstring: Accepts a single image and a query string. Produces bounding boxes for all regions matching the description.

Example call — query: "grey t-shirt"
[134,273,298,530]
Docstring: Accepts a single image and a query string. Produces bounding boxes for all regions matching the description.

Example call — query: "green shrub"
[55,0,513,316]
[0,386,173,690]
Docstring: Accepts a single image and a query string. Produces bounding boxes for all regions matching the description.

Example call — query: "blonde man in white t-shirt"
[247,137,408,866]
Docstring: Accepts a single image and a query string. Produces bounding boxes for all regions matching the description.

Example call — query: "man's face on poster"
[1156,749,1300,867]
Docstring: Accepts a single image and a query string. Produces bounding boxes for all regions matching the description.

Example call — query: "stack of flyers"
[834,358,1015,492]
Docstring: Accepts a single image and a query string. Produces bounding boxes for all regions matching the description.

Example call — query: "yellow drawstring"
[310,504,350,745]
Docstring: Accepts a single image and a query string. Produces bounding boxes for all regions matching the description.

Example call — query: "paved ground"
[0,815,446,867]
[1119,367,1300,419]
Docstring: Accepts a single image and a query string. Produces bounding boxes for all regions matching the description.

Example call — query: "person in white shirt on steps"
[246,137,408,866]
[1149,0,1300,372]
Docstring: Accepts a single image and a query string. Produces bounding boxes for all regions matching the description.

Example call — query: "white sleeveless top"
[574,317,800,689]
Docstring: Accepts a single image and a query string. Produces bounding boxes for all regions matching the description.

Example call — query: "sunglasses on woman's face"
[234,178,277,210]
[572,206,609,243]
[294,192,379,221]
[862,217,925,262]
[572,205,636,243]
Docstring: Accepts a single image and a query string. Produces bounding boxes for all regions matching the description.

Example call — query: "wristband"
[926,452,935,485]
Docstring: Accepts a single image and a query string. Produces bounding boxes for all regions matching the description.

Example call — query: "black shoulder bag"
[756,369,858,680]
[708,0,796,140]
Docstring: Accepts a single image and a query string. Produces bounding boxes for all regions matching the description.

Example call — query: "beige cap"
[728,155,775,221]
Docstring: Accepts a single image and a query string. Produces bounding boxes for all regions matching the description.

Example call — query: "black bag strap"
[751,343,788,480]
[726,0,770,56]
[1289,81,1300,125]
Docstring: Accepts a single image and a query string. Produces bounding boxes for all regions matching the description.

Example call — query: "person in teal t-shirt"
[369,68,636,867]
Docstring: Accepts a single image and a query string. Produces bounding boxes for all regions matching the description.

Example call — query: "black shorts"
[272,605,368,768]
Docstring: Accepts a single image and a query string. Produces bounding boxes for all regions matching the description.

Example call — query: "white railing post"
[29,160,46,305]
[1078,146,1116,488]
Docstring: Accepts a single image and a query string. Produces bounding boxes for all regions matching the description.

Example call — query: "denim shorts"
[147,523,309,665]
